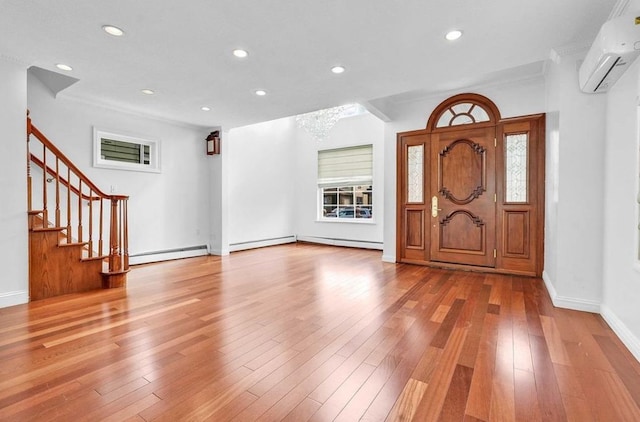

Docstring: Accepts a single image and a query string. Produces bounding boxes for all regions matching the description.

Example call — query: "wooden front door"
[397,93,545,277]
[430,126,496,267]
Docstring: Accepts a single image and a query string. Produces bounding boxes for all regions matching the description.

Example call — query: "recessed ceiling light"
[201,106,211,111]
[103,25,124,37]
[233,49,248,58]
[56,63,73,71]
[331,66,346,74]
[255,90,267,96]
[141,89,155,95]
[445,30,463,41]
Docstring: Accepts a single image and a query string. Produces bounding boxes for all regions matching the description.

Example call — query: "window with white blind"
[318,145,373,220]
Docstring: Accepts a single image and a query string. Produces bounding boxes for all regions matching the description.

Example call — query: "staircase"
[26,112,129,301]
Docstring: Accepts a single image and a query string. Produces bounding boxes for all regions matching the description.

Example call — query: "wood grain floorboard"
[0,243,638,421]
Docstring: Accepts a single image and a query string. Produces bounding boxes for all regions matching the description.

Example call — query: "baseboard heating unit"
[129,245,209,265]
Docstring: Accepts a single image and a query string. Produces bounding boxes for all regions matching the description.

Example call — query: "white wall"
[209,131,229,256]
[543,110,560,288]
[27,73,212,260]
[601,56,640,361]
[226,112,385,250]
[0,58,28,307]
[227,118,296,250]
[295,113,385,248]
[542,52,607,311]
[382,76,547,262]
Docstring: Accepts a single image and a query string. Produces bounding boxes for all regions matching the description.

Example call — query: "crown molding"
[57,92,214,131]
[609,0,631,19]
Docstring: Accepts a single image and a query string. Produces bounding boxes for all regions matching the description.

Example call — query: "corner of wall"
[542,270,601,313]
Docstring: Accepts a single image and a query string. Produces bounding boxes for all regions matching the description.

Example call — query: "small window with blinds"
[93,128,160,173]
[318,145,373,220]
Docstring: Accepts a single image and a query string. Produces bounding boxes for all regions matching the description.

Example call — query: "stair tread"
[102,269,131,276]
[82,255,109,262]
[31,226,65,233]
[58,241,89,248]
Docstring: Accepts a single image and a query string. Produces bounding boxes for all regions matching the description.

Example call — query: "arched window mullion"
[427,94,501,131]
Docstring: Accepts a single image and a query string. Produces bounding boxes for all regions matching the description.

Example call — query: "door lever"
[431,196,442,218]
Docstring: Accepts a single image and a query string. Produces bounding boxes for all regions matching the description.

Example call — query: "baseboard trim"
[229,236,297,252]
[541,271,601,313]
[296,235,383,250]
[382,254,396,263]
[601,304,640,363]
[0,290,29,308]
[129,245,209,265]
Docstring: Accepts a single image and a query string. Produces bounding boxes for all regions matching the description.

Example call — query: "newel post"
[108,197,122,272]
[103,195,129,288]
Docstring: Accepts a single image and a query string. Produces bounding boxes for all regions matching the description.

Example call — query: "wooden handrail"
[29,154,101,202]
[29,124,113,198]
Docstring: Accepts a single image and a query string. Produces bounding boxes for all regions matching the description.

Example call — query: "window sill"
[316,218,376,225]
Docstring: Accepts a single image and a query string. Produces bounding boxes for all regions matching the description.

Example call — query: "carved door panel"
[429,127,496,267]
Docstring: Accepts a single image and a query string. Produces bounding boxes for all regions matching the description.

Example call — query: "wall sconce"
[206,131,221,155]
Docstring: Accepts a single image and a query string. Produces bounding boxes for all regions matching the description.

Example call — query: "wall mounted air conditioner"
[579,13,640,93]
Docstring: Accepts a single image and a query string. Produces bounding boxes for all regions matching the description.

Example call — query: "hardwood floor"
[1,243,639,421]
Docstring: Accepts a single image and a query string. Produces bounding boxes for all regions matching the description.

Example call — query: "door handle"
[431,196,442,218]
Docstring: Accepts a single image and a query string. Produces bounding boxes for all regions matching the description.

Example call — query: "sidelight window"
[407,144,424,203]
[505,133,529,203]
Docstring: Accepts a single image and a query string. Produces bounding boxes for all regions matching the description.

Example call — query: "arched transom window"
[436,102,491,128]
[426,93,500,131]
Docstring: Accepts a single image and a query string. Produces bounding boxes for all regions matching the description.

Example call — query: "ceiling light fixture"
[233,49,248,58]
[201,106,211,111]
[141,89,155,95]
[445,30,463,41]
[255,90,267,96]
[331,66,346,74]
[103,25,124,37]
[295,104,355,141]
[56,63,73,71]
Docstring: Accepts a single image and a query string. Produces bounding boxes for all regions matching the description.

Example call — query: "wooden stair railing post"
[88,188,93,258]
[66,167,72,243]
[99,199,104,258]
[41,143,48,228]
[109,197,121,273]
[55,158,61,227]
[26,113,32,215]
[123,198,129,271]
[77,180,83,243]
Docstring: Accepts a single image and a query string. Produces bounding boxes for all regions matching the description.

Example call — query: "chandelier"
[295,104,355,141]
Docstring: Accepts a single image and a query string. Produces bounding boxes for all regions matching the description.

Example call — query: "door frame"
[396,93,545,277]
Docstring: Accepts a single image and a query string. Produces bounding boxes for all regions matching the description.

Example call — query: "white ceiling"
[0,0,618,129]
